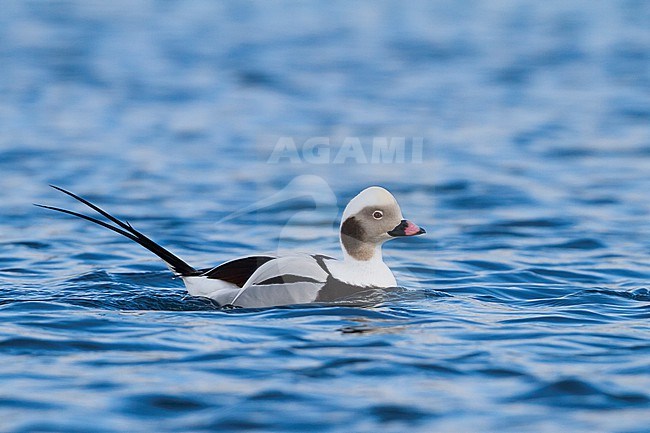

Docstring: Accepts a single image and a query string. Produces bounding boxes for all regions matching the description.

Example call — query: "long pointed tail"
[35,185,199,276]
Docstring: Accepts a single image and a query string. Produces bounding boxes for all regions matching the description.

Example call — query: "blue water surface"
[1,1,649,432]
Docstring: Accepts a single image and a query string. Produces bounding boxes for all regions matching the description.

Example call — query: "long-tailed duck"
[37,185,425,308]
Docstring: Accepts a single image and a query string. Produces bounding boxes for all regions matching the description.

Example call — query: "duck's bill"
[388,219,426,237]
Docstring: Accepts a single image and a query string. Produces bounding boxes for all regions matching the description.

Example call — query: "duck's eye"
[372,210,383,219]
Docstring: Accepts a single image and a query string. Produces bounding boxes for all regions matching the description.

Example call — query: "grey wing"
[230,255,332,308]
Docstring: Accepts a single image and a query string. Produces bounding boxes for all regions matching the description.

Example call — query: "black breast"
[315,275,378,302]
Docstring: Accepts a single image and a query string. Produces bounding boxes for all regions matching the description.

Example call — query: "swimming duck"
[37,185,425,308]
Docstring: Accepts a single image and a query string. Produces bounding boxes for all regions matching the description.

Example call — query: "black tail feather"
[36,186,198,276]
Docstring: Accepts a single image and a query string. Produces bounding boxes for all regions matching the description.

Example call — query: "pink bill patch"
[404,220,421,236]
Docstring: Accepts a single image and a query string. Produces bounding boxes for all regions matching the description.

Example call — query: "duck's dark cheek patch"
[341,217,364,241]
[341,216,375,260]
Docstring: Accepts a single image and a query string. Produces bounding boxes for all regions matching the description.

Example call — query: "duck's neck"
[335,240,396,288]
[340,239,384,263]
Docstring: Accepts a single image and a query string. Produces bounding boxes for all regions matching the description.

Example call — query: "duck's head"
[340,186,425,261]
